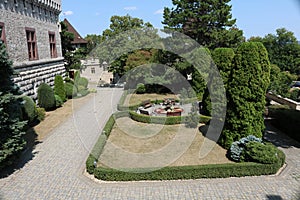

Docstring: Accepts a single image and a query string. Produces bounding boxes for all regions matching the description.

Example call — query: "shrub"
[54,75,66,102]
[20,96,37,124]
[37,83,56,111]
[77,89,89,97]
[243,141,279,164]
[88,88,97,93]
[64,82,77,99]
[55,95,63,108]
[36,107,46,122]
[229,135,262,162]
[93,153,285,181]
[136,83,146,94]
[64,77,74,85]
[77,77,89,89]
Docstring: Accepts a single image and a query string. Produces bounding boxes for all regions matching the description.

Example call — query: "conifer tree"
[0,42,26,169]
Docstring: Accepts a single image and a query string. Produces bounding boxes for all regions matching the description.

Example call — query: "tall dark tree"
[163,0,244,49]
[60,21,81,71]
[220,42,271,149]
[0,42,26,169]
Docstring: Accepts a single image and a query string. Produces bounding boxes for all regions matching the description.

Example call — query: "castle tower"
[0,0,65,99]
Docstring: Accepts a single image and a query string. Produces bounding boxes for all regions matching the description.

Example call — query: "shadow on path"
[0,128,40,178]
[264,119,300,149]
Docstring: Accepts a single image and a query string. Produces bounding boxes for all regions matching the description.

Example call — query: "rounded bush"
[64,82,77,99]
[229,135,262,162]
[20,96,37,124]
[37,107,46,122]
[54,75,66,102]
[55,95,63,108]
[77,77,89,89]
[136,83,146,94]
[37,83,56,111]
[243,141,279,164]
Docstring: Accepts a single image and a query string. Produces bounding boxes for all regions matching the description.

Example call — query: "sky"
[60,0,300,40]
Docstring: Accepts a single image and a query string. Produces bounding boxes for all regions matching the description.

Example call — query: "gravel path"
[0,88,299,200]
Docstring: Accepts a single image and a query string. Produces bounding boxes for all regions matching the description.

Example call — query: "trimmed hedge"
[86,111,285,180]
[37,83,56,111]
[93,149,285,181]
[64,82,77,99]
[86,112,129,174]
[129,111,211,125]
[20,96,37,124]
[268,105,300,142]
[54,75,66,102]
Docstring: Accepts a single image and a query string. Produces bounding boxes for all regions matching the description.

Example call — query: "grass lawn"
[98,117,232,168]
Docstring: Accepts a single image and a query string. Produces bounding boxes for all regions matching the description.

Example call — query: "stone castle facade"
[0,0,65,99]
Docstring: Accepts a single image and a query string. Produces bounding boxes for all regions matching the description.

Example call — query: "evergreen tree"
[54,75,66,102]
[163,0,244,49]
[220,42,271,149]
[202,48,235,116]
[0,42,26,169]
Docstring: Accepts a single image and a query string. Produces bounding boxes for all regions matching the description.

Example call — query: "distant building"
[63,18,87,50]
[0,0,65,99]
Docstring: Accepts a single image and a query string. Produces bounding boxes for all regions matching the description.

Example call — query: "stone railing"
[266,92,300,110]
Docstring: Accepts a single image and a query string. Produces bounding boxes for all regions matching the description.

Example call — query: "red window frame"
[0,22,6,45]
[25,27,38,60]
[49,31,57,58]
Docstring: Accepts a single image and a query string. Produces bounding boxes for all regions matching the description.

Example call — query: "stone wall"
[13,58,65,99]
[0,0,65,99]
[0,0,62,63]
[267,92,300,111]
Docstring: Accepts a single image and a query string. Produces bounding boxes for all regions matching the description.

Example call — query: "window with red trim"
[49,32,57,58]
[0,22,6,44]
[26,28,38,60]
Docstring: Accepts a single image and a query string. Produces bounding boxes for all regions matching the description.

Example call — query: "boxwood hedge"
[86,111,285,180]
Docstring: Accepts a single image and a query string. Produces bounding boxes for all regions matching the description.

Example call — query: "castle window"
[0,22,6,45]
[26,28,38,60]
[49,31,57,58]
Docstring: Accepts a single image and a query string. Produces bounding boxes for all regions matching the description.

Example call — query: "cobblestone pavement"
[0,88,299,200]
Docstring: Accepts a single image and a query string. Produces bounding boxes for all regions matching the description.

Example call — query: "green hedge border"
[129,111,211,125]
[86,111,285,180]
[94,149,285,181]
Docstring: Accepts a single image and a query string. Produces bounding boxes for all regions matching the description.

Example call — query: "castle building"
[0,0,65,99]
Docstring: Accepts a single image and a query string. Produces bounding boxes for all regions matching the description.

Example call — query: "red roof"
[63,19,87,44]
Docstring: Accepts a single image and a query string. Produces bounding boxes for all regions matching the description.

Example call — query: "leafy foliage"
[202,48,235,116]
[54,95,63,108]
[229,135,262,162]
[220,42,271,149]
[60,21,82,71]
[136,83,146,94]
[64,82,77,99]
[20,96,37,124]
[54,75,66,102]
[36,107,46,122]
[37,83,56,111]
[249,28,300,74]
[243,141,279,164]
[163,0,244,49]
